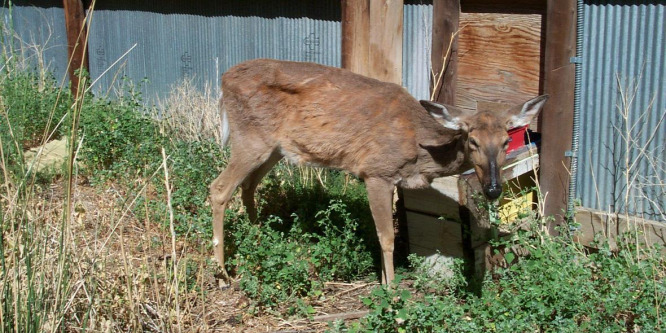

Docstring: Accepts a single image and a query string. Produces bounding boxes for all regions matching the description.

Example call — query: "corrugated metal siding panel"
[403,2,432,101]
[577,1,666,221]
[87,1,341,102]
[1,1,69,83]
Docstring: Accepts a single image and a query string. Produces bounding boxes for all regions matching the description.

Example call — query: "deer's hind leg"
[209,144,277,280]
[241,151,283,222]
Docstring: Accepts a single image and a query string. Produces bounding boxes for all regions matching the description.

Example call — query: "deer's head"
[420,95,549,200]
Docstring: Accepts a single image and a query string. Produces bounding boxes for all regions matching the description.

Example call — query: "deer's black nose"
[484,184,502,200]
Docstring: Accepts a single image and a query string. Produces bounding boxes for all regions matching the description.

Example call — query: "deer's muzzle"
[483,160,502,200]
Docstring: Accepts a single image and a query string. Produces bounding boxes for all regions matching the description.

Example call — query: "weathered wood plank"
[341,0,403,85]
[574,208,666,253]
[540,0,577,230]
[341,0,369,75]
[313,310,370,322]
[403,188,460,219]
[368,0,403,84]
[456,12,543,114]
[431,0,460,104]
[403,175,460,218]
[406,211,464,258]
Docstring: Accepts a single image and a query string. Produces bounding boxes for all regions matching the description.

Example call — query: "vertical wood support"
[63,0,89,98]
[342,0,406,265]
[430,0,460,104]
[540,0,577,231]
[341,0,403,84]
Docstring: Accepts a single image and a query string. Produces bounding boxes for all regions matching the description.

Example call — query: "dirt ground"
[27,173,383,332]
[62,181,384,332]
[17,139,399,332]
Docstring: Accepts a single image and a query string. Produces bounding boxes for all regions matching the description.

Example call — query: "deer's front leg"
[365,177,396,285]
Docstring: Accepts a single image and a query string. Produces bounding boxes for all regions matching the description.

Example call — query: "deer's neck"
[399,137,471,189]
[426,138,471,174]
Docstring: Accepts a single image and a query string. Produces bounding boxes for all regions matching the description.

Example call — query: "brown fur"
[210,59,548,284]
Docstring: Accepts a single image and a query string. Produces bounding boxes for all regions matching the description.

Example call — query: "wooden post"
[540,0,577,231]
[430,0,459,104]
[341,0,369,74]
[63,0,89,98]
[341,0,403,84]
[341,0,407,265]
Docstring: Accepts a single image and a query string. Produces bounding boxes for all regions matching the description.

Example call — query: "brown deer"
[210,58,548,284]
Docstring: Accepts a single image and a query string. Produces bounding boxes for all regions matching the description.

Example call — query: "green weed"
[335,229,666,332]
[228,200,374,312]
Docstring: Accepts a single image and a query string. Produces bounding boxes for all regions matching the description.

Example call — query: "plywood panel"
[404,188,460,219]
[456,12,542,112]
[403,175,460,218]
[406,211,464,258]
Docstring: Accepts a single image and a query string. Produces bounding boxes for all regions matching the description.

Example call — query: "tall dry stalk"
[613,73,666,223]
[161,147,182,333]
[430,25,466,102]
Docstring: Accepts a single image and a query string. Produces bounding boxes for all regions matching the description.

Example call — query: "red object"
[507,126,528,153]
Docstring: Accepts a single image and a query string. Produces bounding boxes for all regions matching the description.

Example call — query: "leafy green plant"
[0,70,70,182]
[0,71,70,149]
[228,200,374,311]
[147,139,225,236]
[304,201,374,281]
[77,96,163,175]
[229,214,317,309]
[337,228,665,332]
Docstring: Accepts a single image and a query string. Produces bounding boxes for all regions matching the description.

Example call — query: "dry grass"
[0,60,368,332]
[1,163,379,332]
[154,78,222,145]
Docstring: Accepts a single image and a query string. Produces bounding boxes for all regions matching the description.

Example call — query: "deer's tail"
[219,91,230,146]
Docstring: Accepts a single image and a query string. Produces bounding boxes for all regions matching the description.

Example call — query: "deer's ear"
[504,95,549,129]
[420,100,468,132]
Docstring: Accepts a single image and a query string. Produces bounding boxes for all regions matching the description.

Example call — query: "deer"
[209,58,548,284]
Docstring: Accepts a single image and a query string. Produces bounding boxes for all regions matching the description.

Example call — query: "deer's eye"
[504,138,512,148]
[469,138,479,150]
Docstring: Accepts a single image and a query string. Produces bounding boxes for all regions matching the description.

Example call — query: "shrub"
[147,139,225,236]
[228,200,374,311]
[305,201,375,281]
[0,70,70,180]
[77,96,163,175]
[336,230,666,332]
[258,167,379,257]
[0,71,69,149]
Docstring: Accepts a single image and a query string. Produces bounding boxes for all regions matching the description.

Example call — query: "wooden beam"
[574,208,666,253]
[340,0,403,84]
[540,0,576,231]
[368,0,403,84]
[341,0,369,75]
[431,0,460,104]
[313,310,370,322]
[63,0,89,98]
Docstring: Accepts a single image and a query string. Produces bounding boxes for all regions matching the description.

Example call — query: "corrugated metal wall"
[2,1,435,104]
[86,0,342,102]
[577,1,665,221]
[403,1,432,101]
[1,1,69,83]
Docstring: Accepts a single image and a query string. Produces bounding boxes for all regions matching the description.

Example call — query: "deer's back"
[221,59,438,179]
